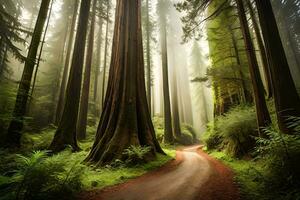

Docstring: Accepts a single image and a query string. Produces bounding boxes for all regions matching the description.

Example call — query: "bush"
[152,116,164,143]
[256,123,300,196]
[122,145,152,166]
[203,105,257,157]
[0,151,84,200]
[203,121,223,150]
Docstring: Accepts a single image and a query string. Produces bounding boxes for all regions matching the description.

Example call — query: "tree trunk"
[54,0,79,125]
[146,0,152,113]
[230,27,252,104]
[255,0,300,134]
[85,0,164,165]
[171,68,181,138]
[29,0,54,104]
[77,0,97,140]
[236,0,271,134]
[49,0,92,152]
[246,0,273,98]
[160,20,174,143]
[6,0,51,147]
[93,1,103,114]
[101,3,110,109]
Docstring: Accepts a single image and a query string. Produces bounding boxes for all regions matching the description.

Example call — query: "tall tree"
[145,0,152,113]
[101,1,110,108]
[77,0,97,140]
[49,0,92,152]
[236,0,271,134]
[255,0,300,134]
[246,0,272,98]
[157,0,174,143]
[85,0,164,165]
[54,0,80,125]
[6,0,51,147]
[93,0,104,114]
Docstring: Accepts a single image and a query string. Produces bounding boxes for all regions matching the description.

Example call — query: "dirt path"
[79,146,240,200]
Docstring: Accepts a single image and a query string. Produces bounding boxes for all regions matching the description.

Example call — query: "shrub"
[203,121,223,150]
[203,105,257,157]
[256,123,300,195]
[0,151,84,200]
[122,145,152,166]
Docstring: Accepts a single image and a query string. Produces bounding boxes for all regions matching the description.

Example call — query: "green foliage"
[122,145,152,166]
[203,105,257,157]
[152,116,164,143]
[0,150,84,200]
[255,123,300,195]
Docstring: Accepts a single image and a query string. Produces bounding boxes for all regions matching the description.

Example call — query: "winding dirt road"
[80,146,240,200]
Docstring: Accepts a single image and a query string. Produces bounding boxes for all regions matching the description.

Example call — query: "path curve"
[79,146,240,200]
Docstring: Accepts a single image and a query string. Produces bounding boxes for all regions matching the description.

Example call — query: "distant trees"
[49,0,92,152]
[0,0,27,79]
[176,0,300,135]
[86,0,164,165]
[157,0,174,143]
[6,0,51,147]
[77,0,97,140]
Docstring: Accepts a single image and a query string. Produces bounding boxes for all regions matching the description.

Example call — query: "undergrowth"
[0,127,176,200]
[204,104,300,200]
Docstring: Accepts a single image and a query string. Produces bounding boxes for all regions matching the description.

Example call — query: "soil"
[78,146,240,200]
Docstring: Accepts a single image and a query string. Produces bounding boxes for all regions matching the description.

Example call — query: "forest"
[0,0,300,199]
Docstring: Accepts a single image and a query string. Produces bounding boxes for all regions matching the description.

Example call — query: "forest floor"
[78,146,240,200]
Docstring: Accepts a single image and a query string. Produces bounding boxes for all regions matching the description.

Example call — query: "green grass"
[208,150,267,200]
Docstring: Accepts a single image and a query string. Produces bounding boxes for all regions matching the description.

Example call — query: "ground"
[78,146,240,200]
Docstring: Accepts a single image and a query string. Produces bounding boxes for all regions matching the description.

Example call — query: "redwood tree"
[255,0,300,134]
[85,0,164,165]
[6,0,51,147]
[157,0,174,143]
[54,0,79,125]
[77,0,97,140]
[236,0,271,134]
[49,0,92,152]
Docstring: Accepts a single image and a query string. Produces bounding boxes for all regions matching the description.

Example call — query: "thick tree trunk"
[236,0,271,134]
[85,0,164,165]
[101,4,110,108]
[255,0,300,134]
[246,0,273,98]
[146,0,152,114]
[93,1,103,114]
[49,0,92,152]
[54,0,79,125]
[160,23,174,143]
[77,0,97,140]
[6,0,51,147]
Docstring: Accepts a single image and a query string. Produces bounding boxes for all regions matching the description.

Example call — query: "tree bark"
[77,0,97,140]
[146,0,152,114]
[246,0,273,98]
[93,0,103,114]
[101,3,110,109]
[49,0,92,152]
[160,20,174,144]
[236,0,271,135]
[171,68,181,138]
[6,0,51,147]
[85,0,164,165]
[229,27,253,104]
[54,0,79,125]
[255,0,300,134]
